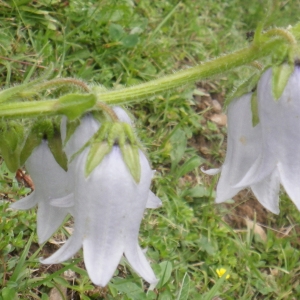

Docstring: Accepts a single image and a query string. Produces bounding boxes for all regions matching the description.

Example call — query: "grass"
[0,0,300,299]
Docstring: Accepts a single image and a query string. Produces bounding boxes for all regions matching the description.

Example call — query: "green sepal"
[107,122,125,147]
[83,120,142,182]
[20,129,42,166]
[225,72,261,107]
[271,44,289,66]
[47,124,68,171]
[69,122,110,164]
[123,123,136,144]
[120,144,141,183]
[0,121,25,172]
[55,93,96,120]
[20,119,55,165]
[251,92,259,127]
[64,118,81,146]
[85,142,111,177]
[272,63,294,100]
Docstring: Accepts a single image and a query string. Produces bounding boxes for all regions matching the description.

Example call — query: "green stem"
[97,38,283,104]
[96,102,119,121]
[263,28,297,45]
[0,100,57,118]
[0,36,286,118]
[32,78,90,92]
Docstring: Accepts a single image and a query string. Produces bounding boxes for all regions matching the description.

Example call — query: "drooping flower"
[59,109,162,209]
[236,66,300,211]
[42,146,158,287]
[202,92,280,214]
[11,115,101,244]
[10,140,73,244]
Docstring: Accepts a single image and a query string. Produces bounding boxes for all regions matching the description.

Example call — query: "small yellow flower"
[216,268,230,279]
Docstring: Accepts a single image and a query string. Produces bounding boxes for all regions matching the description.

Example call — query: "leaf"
[176,273,190,300]
[1,287,17,300]
[10,233,34,283]
[185,186,211,198]
[55,93,96,120]
[170,129,187,171]
[109,23,125,41]
[203,274,227,300]
[157,261,173,288]
[176,156,202,179]
[121,34,139,48]
[110,279,146,300]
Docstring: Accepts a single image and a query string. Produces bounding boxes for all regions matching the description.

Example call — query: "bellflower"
[11,115,101,244]
[42,146,158,287]
[10,140,73,243]
[59,108,161,209]
[236,66,300,211]
[202,92,280,214]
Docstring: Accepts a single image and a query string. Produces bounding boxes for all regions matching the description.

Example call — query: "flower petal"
[277,160,300,210]
[50,193,74,208]
[10,192,38,210]
[62,114,100,159]
[241,67,300,211]
[77,147,133,286]
[37,202,69,244]
[40,229,83,264]
[124,150,157,283]
[251,170,280,214]
[214,93,263,202]
[146,191,162,209]
[16,141,73,244]
[201,167,221,175]
[124,244,158,284]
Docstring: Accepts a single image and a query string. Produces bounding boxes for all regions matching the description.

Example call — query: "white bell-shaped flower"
[236,66,300,211]
[59,109,161,209]
[203,92,280,214]
[10,140,73,243]
[42,146,158,287]
[11,115,101,244]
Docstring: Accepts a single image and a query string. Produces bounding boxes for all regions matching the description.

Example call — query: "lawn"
[0,0,300,299]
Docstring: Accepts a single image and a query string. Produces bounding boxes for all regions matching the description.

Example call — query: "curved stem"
[249,61,264,71]
[263,28,297,45]
[0,36,286,118]
[96,102,119,121]
[33,78,90,92]
[97,38,283,104]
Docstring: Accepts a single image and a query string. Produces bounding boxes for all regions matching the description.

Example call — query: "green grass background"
[0,0,300,299]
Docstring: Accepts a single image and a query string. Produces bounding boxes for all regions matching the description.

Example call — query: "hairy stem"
[97,38,283,104]
[0,37,286,118]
